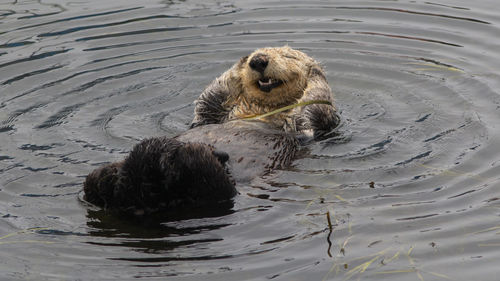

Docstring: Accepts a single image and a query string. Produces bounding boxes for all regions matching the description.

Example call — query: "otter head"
[239,46,316,106]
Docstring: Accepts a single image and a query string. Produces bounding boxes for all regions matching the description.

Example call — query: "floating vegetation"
[468,225,500,235]
[406,61,465,73]
[0,227,54,245]
[326,211,334,257]
[420,164,486,182]
[239,100,333,121]
[322,245,452,281]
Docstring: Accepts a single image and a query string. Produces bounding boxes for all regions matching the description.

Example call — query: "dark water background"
[1,0,500,280]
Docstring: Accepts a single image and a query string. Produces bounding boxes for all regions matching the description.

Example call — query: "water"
[1,0,500,280]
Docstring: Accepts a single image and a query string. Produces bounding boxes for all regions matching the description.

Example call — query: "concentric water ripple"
[1,0,500,280]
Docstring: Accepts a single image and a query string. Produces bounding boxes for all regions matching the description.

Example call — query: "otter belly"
[176,120,298,183]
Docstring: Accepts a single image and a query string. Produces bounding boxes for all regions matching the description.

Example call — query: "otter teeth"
[258,78,273,86]
[257,78,283,92]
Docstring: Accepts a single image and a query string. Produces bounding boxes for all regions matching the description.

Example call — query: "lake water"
[1,0,500,280]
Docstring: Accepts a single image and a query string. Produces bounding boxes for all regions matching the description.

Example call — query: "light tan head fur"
[192,46,338,136]
[236,46,318,108]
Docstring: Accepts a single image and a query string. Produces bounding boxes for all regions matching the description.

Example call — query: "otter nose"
[249,53,269,73]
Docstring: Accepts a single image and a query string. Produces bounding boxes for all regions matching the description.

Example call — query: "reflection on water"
[1,0,500,280]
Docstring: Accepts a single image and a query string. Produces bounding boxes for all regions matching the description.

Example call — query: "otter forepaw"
[310,106,341,140]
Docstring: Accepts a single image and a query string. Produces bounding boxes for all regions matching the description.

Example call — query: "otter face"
[240,46,315,105]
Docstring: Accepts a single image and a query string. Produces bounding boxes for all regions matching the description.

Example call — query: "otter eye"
[239,55,249,64]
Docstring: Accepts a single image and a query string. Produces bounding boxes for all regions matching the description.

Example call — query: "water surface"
[1,0,500,280]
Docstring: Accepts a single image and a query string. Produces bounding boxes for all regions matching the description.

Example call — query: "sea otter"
[191,46,340,140]
[83,47,336,215]
[83,121,298,215]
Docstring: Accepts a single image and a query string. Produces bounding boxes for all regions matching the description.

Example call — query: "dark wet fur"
[83,137,236,215]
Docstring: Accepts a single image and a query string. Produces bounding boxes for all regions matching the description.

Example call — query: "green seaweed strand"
[241,100,332,120]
